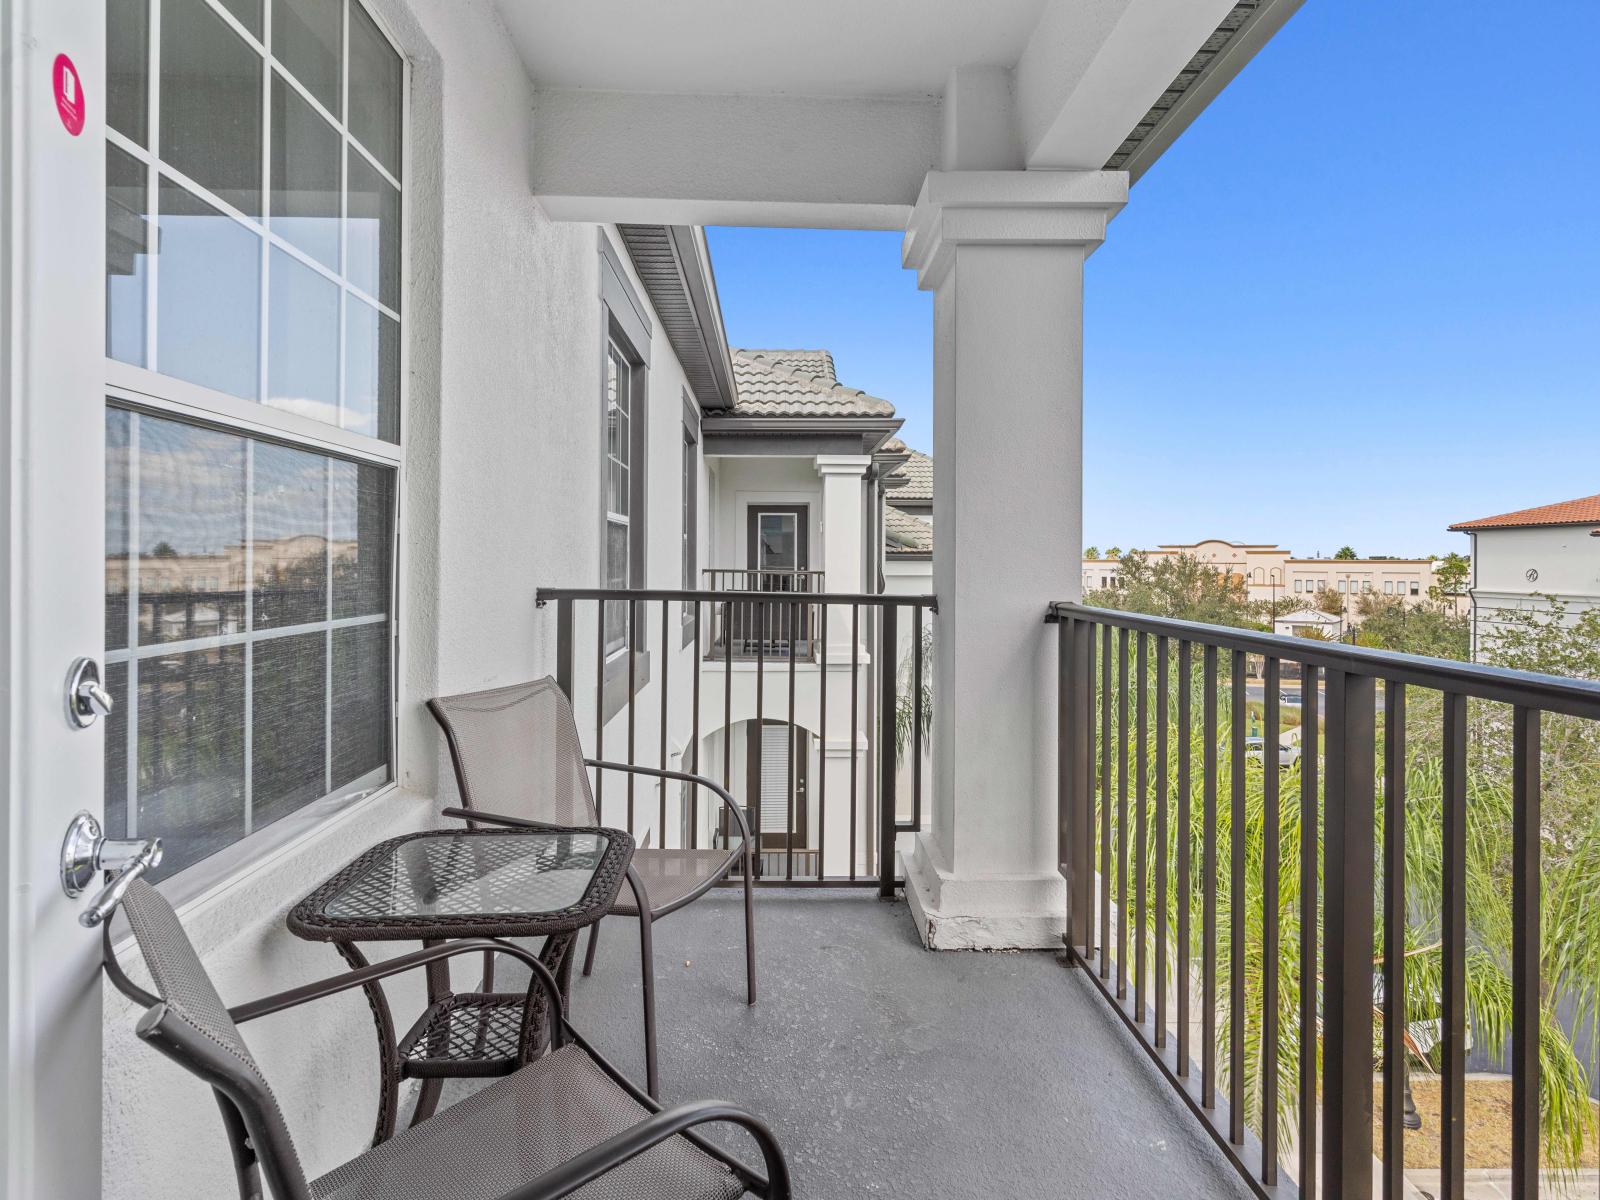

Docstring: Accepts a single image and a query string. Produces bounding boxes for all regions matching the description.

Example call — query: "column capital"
[814,453,873,478]
[902,169,1128,290]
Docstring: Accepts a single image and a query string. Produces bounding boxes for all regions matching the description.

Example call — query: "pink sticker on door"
[53,54,85,136]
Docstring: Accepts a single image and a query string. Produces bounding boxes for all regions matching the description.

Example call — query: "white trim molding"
[902,169,1128,292]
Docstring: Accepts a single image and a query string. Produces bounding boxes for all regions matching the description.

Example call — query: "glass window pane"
[266,248,339,423]
[331,622,390,791]
[216,0,263,39]
[347,2,402,177]
[347,148,400,310]
[251,631,327,827]
[272,0,341,115]
[156,179,261,399]
[104,411,395,883]
[160,0,263,217]
[104,661,130,843]
[107,0,150,146]
[106,143,149,366]
[135,645,247,880]
[331,460,392,618]
[270,72,341,271]
[252,442,328,628]
[343,296,399,442]
[137,416,246,645]
[106,409,131,651]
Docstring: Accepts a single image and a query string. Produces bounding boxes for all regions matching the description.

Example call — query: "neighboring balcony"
[702,567,827,661]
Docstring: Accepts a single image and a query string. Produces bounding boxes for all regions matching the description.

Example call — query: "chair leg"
[409,1078,444,1127]
[743,850,757,1006]
[637,910,659,1100]
[582,920,601,977]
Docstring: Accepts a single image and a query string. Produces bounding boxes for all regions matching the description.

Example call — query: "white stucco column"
[815,454,871,596]
[901,170,1126,948]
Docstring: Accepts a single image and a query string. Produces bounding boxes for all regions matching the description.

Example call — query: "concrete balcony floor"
[441,889,1254,1199]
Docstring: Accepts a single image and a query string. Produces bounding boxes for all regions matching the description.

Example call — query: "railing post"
[1322,668,1376,1200]
[555,598,574,702]
[1061,615,1093,953]
[1057,614,1074,940]
[878,602,899,898]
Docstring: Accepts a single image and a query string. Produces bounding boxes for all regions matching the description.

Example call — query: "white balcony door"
[2,0,112,1195]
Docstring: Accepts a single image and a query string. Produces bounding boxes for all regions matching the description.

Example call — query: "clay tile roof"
[1448,494,1600,532]
[884,505,932,557]
[728,348,897,419]
[895,449,932,502]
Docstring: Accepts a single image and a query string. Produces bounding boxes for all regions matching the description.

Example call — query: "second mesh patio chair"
[427,678,757,1009]
[102,878,791,1200]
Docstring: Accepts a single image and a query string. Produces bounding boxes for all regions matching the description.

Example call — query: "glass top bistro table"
[288,826,634,1145]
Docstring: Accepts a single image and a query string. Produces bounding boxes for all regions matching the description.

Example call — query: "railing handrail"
[702,566,825,577]
[1049,600,1600,719]
[540,586,937,612]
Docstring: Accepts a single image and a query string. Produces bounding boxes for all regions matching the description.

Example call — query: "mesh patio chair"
[427,679,757,1047]
[101,878,791,1200]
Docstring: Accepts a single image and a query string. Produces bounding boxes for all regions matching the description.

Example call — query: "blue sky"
[707,0,1599,559]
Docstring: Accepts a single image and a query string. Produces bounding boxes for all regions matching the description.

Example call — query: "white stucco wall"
[1466,525,1600,659]
[103,2,710,1191]
[1470,526,1600,601]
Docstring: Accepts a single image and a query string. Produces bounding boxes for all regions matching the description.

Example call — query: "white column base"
[900,832,1065,950]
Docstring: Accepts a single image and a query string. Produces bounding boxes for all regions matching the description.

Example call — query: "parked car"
[1245,736,1301,769]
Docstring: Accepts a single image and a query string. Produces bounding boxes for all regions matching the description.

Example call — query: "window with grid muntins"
[103,0,404,882]
[604,341,631,655]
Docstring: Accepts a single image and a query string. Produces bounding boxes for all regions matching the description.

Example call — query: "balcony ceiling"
[495,0,1052,97]
[510,0,1304,228]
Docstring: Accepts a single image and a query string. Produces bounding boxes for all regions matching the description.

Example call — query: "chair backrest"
[428,677,600,827]
[116,879,311,1200]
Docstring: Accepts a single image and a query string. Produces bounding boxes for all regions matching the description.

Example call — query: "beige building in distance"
[1083,538,1446,629]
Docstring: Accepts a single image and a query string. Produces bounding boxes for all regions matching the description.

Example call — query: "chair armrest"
[226,939,566,1039]
[102,931,568,1048]
[496,1099,792,1200]
[583,759,753,846]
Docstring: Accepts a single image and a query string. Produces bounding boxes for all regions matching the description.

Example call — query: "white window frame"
[104,0,409,905]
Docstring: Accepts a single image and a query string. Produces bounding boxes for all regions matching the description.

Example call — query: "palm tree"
[1098,648,1600,1169]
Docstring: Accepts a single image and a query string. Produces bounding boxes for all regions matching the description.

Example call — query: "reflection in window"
[106,0,404,444]
[267,248,340,423]
[344,295,400,441]
[104,408,393,882]
[156,179,261,400]
[347,0,403,177]
[347,149,401,312]
[270,71,341,271]
[106,143,149,366]
[604,342,631,655]
[160,0,263,216]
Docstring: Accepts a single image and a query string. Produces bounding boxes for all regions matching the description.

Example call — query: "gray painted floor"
[479,888,1254,1199]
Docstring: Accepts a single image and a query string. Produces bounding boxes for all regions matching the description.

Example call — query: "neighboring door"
[740,721,810,873]
[2,2,110,1195]
[740,505,809,654]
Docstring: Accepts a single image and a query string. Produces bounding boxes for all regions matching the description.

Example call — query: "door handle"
[66,657,114,728]
[60,810,164,927]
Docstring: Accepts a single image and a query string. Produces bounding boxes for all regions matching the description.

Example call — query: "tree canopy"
[1352,591,1469,661]
[1431,551,1471,599]
[1334,545,1358,560]
[1084,551,1265,629]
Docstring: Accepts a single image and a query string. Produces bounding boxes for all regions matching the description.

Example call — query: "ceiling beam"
[532,89,941,229]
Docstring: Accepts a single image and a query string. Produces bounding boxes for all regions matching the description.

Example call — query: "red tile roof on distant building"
[1449,494,1600,532]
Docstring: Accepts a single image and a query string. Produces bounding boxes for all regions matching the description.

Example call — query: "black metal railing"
[537,586,934,892]
[1050,600,1600,1200]
[701,569,826,660]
